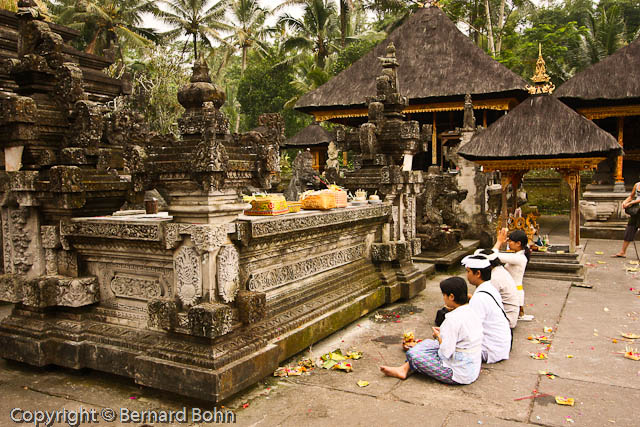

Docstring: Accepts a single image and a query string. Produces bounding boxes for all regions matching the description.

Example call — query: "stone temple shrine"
[0,4,428,401]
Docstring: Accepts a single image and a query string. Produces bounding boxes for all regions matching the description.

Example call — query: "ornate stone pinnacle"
[526,43,555,95]
[178,56,225,110]
[191,55,212,83]
[380,43,399,69]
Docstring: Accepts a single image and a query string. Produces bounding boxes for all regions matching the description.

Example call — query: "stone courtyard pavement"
[1,217,640,427]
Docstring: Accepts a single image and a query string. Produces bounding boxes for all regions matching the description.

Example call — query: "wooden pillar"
[342,151,347,167]
[500,173,511,228]
[562,170,580,253]
[575,173,581,246]
[483,110,488,128]
[615,116,624,183]
[510,172,523,214]
[432,112,438,167]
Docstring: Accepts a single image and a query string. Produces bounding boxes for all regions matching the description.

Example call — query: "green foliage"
[48,0,157,57]
[499,20,588,85]
[330,36,380,75]
[120,45,189,136]
[237,50,312,137]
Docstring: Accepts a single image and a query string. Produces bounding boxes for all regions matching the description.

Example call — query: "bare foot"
[380,364,409,379]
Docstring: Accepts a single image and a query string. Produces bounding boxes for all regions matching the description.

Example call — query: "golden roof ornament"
[526,44,555,95]
[419,0,441,8]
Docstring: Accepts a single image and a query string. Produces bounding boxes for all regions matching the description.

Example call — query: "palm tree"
[156,0,229,60]
[582,4,626,64]
[225,0,271,74]
[53,0,157,57]
[277,0,341,68]
[284,55,331,109]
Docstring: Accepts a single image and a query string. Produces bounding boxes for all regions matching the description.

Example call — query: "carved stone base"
[188,303,232,338]
[147,297,178,331]
[236,291,266,324]
[0,261,386,402]
[0,274,98,307]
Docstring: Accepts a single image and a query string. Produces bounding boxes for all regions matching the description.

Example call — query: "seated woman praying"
[492,228,530,320]
[380,277,483,385]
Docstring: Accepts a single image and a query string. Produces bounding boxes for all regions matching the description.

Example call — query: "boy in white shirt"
[463,255,511,363]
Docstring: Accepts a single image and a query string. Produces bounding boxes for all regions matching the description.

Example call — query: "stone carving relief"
[57,277,99,307]
[174,245,202,306]
[216,244,239,303]
[247,244,364,292]
[164,223,227,252]
[246,205,391,238]
[9,207,33,273]
[19,276,98,308]
[61,221,162,241]
[110,274,162,301]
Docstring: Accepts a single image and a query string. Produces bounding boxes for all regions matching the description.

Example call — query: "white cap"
[473,248,498,261]
[461,255,491,269]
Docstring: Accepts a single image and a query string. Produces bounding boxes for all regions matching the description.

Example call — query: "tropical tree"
[51,0,157,57]
[284,55,331,109]
[225,0,271,74]
[156,0,229,59]
[582,4,626,64]
[277,0,341,68]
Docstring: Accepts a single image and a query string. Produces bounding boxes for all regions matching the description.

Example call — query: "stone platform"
[412,239,480,269]
[524,245,585,282]
[581,221,626,240]
[0,205,427,402]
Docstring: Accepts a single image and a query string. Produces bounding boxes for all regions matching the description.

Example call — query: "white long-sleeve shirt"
[494,249,528,306]
[469,281,511,363]
[438,304,483,384]
[489,266,519,328]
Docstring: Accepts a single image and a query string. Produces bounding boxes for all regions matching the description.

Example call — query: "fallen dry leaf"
[356,380,369,387]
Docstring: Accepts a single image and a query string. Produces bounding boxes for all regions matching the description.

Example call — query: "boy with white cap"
[463,255,511,363]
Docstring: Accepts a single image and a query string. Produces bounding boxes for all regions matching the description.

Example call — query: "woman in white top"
[493,228,530,319]
[475,249,519,328]
[380,277,483,385]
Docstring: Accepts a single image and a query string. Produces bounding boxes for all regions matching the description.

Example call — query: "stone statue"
[285,149,319,201]
[416,168,468,254]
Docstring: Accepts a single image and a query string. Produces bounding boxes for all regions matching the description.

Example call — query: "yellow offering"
[245,194,289,216]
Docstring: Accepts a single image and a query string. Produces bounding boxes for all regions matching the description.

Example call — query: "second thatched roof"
[281,122,333,147]
[295,6,527,113]
[555,37,640,101]
[458,95,621,161]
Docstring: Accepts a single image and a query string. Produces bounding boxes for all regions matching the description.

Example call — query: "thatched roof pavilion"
[458,95,621,168]
[281,122,335,172]
[281,122,333,148]
[459,50,621,251]
[555,38,640,189]
[555,38,640,104]
[294,5,527,126]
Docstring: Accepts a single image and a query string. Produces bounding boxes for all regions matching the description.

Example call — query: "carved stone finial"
[191,55,212,83]
[177,57,225,110]
[526,43,555,95]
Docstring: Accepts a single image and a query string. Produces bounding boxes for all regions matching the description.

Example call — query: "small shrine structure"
[555,38,640,238]
[294,4,527,170]
[458,48,622,254]
[281,121,334,173]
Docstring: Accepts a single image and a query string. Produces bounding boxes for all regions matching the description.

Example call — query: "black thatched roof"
[295,6,527,112]
[281,122,333,147]
[458,95,621,161]
[555,38,640,101]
